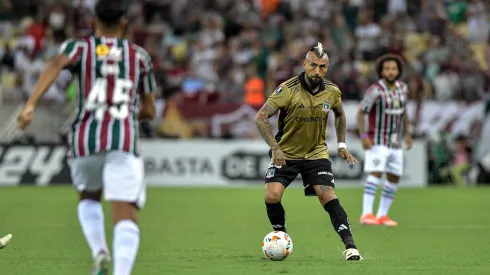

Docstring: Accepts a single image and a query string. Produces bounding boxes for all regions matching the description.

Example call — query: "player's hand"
[271,146,286,167]
[17,103,35,130]
[405,135,413,150]
[361,137,373,150]
[338,148,358,164]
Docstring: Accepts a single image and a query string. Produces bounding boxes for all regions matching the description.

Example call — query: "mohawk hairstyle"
[95,0,127,27]
[375,53,404,79]
[308,42,328,59]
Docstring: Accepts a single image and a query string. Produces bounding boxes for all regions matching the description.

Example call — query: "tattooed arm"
[332,101,346,143]
[254,102,280,150]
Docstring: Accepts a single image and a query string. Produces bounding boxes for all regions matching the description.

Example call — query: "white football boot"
[91,251,111,275]
[0,234,12,249]
[343,248,363,260]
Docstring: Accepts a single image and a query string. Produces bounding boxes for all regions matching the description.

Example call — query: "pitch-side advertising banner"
[142,140,427,188]
[0,140,427,187]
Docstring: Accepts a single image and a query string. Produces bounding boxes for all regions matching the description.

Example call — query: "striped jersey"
[58,36,157,158]
[359,79,408,149]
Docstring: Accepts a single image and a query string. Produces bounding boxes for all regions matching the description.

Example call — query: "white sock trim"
[366,175,382,185]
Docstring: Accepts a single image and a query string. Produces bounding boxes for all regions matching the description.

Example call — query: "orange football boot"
[360,213,379,225]
[377,216,398,226]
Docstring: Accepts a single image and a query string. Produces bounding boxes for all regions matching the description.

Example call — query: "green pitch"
[0,186,489,275]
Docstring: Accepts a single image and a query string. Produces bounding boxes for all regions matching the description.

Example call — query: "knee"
[370,172,383,178]
[386,173,400,183]
[111,201,138,225]
[79,190,102,201]
[264,190,282,204]
[316,186,336,206]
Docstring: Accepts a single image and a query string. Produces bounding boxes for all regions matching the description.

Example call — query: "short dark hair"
[95,0,127,27]
[375,54,404,79]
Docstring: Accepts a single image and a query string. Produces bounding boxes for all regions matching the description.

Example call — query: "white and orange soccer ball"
[261,231,293,261]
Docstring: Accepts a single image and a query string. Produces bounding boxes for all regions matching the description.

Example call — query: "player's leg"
[361,145,388,225]
[302,159,362,260]
[264,161,300,233]
[68,155,110,274]
[376,148,403,226]
[103,152,145,275]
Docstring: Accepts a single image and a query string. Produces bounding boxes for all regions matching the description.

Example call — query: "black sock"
[324,199,356,249]
[265,201,287,233]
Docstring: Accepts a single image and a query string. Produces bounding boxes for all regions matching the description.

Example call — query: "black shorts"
[264,159,335,196]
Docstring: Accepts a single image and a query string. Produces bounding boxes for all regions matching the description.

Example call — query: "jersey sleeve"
[58,39,83,66]
[331,85,343,110]
[266,84,291,110]
[359,85,381,113]
[137,48,157,95]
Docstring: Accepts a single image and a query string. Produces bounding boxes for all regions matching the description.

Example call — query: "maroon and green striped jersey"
[359,80,408,149]
[58,36,157,158]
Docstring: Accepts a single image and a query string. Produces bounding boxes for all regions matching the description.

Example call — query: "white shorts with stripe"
[363,145,403,176]
[68,151,146,208]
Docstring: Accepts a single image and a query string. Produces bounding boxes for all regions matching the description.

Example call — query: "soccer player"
[357,54,413,226]
[254,43,363,260]
[17,1,156,274]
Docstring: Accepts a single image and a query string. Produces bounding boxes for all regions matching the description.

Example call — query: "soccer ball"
[261,231,293,261]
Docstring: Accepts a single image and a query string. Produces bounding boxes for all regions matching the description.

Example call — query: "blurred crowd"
[1,0,490,184]
[2,0,490,103]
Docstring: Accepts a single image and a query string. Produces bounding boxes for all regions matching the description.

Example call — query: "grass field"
[0,186,489,275]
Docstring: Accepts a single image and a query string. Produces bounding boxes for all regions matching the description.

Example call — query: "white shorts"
[363,145,403,176]
[68,151,146,208]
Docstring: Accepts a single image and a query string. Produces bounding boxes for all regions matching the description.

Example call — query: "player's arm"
[25,55,71,108]
[254,85,289,166]
[26,40,81,108]
[333,91,357,164]
[332,100,347,144]
[254,101,280,150]
[18,40,82,130]
[137,50,157,120]
[357,86,380,149]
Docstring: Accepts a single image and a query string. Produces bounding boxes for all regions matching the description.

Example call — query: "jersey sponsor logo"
[95,44,110,57]
[322,101,331,112]
[96,44,123,61]
[383,108,404,115]
[100,63,120,76]
[275,86,283,94]
[0,144,70,185]
[295,116,327,123]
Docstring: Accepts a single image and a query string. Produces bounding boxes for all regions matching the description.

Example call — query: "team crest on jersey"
[275,86,282,94]
[96,45,122,61]
[322,101,331,112]
[393,99,399,108]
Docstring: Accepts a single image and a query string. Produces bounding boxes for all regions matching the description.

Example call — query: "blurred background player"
[254,43,362,260]
[357,54,413,226]
[16,0,156,274]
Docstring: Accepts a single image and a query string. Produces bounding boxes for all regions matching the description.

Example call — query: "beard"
[384,75,398,85]
[307,75,322,87]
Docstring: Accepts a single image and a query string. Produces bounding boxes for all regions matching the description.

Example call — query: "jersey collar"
[299,72,325,95]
